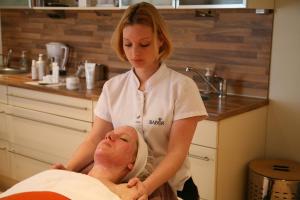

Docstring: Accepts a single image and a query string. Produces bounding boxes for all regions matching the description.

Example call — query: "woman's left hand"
[114,183,139,200]
[128,177,148,200]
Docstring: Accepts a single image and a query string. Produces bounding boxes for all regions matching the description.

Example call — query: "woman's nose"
[106,133,117,141]
[132,45,141,57]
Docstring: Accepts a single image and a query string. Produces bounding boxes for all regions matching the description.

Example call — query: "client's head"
[93,125,148,182]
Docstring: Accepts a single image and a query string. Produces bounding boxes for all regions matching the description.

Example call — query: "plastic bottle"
[36,54,45,81]
[52,62,59,83]
[31,60,38,80]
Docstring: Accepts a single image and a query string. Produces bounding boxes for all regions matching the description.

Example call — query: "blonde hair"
[111,2,172,62]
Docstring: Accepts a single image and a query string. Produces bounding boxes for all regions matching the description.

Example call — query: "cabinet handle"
[6,113,88,133]
[8,149,53,165]
[188,153,211,161]
[7,93,88,111]
[0,147,7,150]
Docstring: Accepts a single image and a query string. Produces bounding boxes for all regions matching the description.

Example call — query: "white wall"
[266,0,300,162]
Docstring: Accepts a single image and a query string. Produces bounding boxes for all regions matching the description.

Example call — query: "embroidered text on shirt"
[149,118,165,125]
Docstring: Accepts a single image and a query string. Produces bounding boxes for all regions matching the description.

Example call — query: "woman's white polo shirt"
[95,63,207,191]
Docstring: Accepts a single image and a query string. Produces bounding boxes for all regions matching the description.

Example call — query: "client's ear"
[127,162,134,170]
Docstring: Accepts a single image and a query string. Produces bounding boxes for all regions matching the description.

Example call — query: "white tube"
[85,62,96,90]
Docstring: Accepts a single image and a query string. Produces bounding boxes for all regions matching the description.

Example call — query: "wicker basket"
[248,159,300,200]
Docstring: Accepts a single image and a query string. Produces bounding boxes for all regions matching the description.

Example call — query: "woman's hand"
[114,183,139,200]
[128,177,148,200]
[51,163,67,170]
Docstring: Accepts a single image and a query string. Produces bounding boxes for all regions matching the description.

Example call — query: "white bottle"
[36,54,45,81]
[52,62,59,84]
[31,60,38,80]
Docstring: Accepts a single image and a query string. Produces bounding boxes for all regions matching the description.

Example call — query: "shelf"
[32,6,120,10]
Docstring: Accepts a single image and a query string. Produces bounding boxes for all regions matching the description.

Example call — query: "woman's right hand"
[51,163,67,170]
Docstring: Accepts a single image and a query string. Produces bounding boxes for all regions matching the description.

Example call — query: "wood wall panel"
[0,9,273,98]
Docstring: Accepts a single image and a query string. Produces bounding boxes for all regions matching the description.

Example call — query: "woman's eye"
[141,44,150,47]
[124,43,132,47]
[120,138,129,142]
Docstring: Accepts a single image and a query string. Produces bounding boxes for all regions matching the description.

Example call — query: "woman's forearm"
[143,149,187,194]
[143,116,201,194]
[67,117,113,172]
[66,139,97,172]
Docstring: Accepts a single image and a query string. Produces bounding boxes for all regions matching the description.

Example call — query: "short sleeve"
[94,83,112,122]
[173,78,208,121]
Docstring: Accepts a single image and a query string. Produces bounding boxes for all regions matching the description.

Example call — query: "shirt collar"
[129,63,168,91]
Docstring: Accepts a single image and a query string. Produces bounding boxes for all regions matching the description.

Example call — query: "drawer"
[192,120,218,148]
[0,85,7,104]
[6,105,91,162]
[0,139,10,176]
[189,144,216,200]
[0,104,8,141]
[9,150,50,181]
[7,86,93,122]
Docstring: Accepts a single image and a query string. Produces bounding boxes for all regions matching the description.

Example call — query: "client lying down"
[0,126,152,200]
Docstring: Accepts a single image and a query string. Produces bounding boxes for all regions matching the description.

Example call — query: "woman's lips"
[131,59,144,63]
[101,140,112,147]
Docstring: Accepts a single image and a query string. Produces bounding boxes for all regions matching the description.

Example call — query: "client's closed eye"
[120,137,129,142]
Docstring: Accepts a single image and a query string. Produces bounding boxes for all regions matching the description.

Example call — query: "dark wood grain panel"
[1,9,273,98]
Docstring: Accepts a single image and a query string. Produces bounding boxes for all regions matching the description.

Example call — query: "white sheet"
[0,169,121,200]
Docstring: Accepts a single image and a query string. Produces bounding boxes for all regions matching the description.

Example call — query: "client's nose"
[106,133,117,141]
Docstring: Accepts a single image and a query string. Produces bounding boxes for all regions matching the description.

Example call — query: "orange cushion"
[0,191,70,200]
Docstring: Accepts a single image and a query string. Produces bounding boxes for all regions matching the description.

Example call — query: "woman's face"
[123,24,162,70]
[94,126,138,167]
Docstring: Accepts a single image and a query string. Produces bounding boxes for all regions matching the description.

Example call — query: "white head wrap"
[121,126,148,182]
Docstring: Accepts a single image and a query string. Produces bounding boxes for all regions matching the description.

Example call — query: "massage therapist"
[53,2,207,200]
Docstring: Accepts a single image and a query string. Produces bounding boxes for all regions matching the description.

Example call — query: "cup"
[66,76,79,90]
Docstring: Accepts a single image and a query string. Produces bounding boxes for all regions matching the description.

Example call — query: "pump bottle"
[36,54,45,81]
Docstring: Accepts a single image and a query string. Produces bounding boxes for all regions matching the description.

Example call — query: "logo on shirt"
[149,118,165,125]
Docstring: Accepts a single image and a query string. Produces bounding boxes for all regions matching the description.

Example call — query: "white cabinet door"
[9,150,50,181]
[0,104,9,141]
[176,0,274,9]
[189,144,216,200]
[0,0,31,8]
[177,0,245,8]
[7,86,93,122]
[193,120,217,148]
[0,85,7,104]
[121,0,175,8]
[0,139,10,177]
[6,105,92,165]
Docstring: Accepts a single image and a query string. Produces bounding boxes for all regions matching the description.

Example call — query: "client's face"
[94,126,138,167]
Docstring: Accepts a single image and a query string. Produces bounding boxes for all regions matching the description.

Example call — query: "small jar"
[66,76,79,90]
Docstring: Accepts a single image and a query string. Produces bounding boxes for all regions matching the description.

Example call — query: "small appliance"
[46,42,69,75]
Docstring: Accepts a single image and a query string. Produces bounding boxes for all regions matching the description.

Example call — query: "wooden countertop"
[0,74,268,121]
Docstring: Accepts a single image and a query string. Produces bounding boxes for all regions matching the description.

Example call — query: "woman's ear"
[127,162,134,170]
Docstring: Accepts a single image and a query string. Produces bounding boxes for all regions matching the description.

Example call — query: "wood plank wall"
[0,9,273,98]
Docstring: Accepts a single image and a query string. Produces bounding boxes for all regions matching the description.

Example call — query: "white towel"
[0,169,120,200]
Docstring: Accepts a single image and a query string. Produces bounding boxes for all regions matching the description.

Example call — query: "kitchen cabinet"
[0,0,32,9]
[0,86,93,182]
[177,0,274,9]
[0,85,7,139]
[190,106,267,200]
[0,85,8,142]
[121,0,175,9]
[0,85,10,181]
[31,0,273,10]
[0,140,10,177]
[32,0,175,9]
